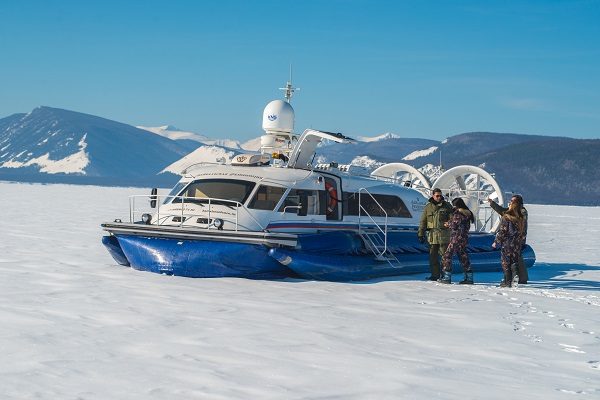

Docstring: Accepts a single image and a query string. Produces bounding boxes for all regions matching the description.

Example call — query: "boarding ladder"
[357,188,402,269]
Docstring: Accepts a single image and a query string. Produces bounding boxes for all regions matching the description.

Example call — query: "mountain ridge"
[1,106,597,205]
[0,106,187,186]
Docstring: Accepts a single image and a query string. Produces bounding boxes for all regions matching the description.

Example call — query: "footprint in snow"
[543,311,556,318]
[526,334,542,342]
[558,318,575,329]
[513,321,526,331]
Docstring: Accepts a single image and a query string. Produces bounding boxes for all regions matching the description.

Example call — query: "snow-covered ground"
[1,182,599,399]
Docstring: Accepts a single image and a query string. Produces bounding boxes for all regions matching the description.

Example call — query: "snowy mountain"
[0,107,189,186]
[1,107,598,205]
[403,132,600,206]
[310,136,439,165]
[353,132,400,142]
[402,146,438,161]
[161,146,237,175]
[137,125,247,151]
[136,125,210,142]
[140,125,420,175]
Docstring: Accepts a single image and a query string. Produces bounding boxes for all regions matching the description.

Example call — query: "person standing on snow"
[488,194,529,284]
[492,196,527,288]
[418,188,453,281]
[438,197,475,284]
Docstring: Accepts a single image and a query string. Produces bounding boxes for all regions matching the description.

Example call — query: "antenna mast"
[279,63,300,103]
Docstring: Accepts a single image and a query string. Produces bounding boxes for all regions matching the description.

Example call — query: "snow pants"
[428,243,448,278]
[442,240,471,273]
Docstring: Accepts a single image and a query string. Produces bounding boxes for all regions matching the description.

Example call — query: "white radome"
[262,99,295,134]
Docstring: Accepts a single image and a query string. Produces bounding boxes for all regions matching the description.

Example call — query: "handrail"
[357,188,389,255]
[128,194,266,231]
[180,161,225,176]
[282,205,302,214]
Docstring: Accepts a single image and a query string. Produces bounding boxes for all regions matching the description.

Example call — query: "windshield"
[174,179,256,205]
[163,183,186,204]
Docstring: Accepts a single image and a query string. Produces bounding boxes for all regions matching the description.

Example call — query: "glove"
[418,236,425,244]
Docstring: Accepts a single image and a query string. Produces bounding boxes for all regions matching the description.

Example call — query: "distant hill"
[0,107,188,186]
[405,132,600,205]
[136,125,259,152]
[315,137,440,165]
[469,137,600,205]
[1,107,598,205]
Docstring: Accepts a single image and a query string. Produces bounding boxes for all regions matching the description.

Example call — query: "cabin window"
[278,189,319,215]
[248,185,286,210]
[175,179,256,205]
[345,192,412,218]
[163,183,186,204]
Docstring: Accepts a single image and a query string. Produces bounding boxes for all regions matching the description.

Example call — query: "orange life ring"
[325,183,338,215]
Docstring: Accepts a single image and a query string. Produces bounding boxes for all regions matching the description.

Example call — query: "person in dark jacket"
[488,195,529,284]
[492,196,526,288]
[439,198,475,284]
[418,188,453,281]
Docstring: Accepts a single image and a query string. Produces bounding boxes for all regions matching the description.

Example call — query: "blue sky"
[1,0,599,141]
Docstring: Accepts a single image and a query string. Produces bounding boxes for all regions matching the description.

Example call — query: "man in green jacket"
[418,188,454,281]
[488,195,529,284]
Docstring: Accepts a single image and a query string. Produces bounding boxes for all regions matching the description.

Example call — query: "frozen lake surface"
[1,182,599,399]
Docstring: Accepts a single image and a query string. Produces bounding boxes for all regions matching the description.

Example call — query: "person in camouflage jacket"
[418,188,453,281]
[439,198,475,284]
[488,194,529,284]
[492,196,527,288]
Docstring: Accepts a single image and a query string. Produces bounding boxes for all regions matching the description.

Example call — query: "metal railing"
[128,194,266,231]
[357,188,389,258]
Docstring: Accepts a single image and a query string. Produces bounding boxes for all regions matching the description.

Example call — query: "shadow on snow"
[279,262,600,291]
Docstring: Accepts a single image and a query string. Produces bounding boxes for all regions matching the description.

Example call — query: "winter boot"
[438,270,452,284]
[459,271,474,285]
[500,270,512,288]
[510,264,519,288]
